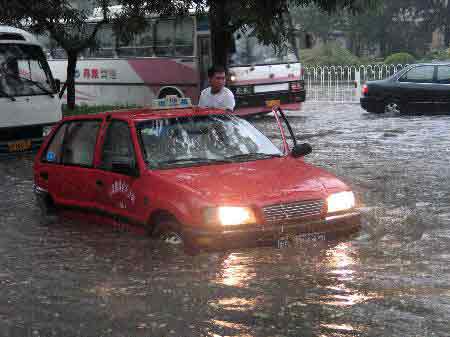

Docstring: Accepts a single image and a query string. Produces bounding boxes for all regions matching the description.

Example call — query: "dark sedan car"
[360,63,450,114]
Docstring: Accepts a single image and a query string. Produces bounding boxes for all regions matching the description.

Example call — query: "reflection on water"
[316,242,380,308]
[325,242,356,280]
[216,297,257,311]
[321,323,356,332]
[213,253,256,287]
[210,320,253,337]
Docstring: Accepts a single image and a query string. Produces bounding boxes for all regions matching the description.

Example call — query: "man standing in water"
[198,65,235,112]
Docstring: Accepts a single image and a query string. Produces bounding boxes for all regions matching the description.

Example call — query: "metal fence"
[303,64,407,103]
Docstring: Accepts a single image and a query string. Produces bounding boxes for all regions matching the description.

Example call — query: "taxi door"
[92,119,146,226]
[37,119,103,209]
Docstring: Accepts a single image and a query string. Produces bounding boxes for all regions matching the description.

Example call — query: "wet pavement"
[1,102,449,337]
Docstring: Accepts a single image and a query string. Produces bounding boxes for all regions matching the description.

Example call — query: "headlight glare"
[327,191,355,213]
[205,206,257,226]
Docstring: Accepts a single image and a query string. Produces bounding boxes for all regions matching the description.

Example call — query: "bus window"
[155,17,194,57]
[174,17,194,56]
[87,24,115,58]
[136,22,155,57]
[155,19,175,56]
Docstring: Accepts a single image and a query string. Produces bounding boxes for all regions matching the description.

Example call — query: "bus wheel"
[158,88,183,99]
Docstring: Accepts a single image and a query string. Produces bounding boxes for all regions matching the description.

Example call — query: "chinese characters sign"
[75,68,117,80]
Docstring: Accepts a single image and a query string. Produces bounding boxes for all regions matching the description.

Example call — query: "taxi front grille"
[263,200,324,224]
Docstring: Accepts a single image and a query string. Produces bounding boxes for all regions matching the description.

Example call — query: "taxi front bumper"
[184,211,361,248]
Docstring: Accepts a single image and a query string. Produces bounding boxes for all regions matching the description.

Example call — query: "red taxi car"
[33,98,360,250]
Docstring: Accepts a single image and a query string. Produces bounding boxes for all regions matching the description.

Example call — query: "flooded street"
[1,102,449,337]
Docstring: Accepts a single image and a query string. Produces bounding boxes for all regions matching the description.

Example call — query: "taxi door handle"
[40,171,48,181]
[96,180,104,187]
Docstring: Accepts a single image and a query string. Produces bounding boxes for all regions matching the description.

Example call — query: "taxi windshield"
[137,114,282,169]
[0,43,55,97]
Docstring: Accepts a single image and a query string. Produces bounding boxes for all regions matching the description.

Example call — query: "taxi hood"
[154,157,349,206]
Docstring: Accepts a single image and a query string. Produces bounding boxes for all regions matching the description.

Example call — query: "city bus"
[41,11,306,116]
[0,26,62,154]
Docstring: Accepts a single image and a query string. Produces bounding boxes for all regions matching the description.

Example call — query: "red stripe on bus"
[127,59,198,85]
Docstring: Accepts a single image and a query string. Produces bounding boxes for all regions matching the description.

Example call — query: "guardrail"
[303,64,408,103]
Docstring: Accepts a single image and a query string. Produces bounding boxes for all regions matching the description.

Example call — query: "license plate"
[8,139,32,152]
[277,232,326,248]
[265,99,281,108]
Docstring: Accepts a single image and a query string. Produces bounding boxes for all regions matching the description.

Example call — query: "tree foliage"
[292,0,445,60]
[300,42,361,65]
[384,52,416,65]
[190,0,380,67]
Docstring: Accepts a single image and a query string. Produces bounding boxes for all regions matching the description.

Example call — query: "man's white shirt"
[198,87,235,111]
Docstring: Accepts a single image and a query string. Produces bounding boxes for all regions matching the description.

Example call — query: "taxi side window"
[61,120,101,167]
[42,123,68,164]
[100,120,137,171]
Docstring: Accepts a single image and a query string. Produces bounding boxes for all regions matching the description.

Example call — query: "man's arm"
[224,88,236,112]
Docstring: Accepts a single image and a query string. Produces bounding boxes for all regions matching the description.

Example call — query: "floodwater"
[1,103,449,337]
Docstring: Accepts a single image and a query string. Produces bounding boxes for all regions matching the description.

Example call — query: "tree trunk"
[445,25,450,47]
[209,0,230,67]
[445,3,450,47]
[286,10,300,61]
[66,51,78,111]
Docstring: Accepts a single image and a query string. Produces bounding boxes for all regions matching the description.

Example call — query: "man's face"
[209,71,226,93]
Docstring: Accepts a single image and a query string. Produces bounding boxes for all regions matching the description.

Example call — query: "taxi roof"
[62,106,231,123]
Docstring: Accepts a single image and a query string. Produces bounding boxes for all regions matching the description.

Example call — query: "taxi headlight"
[204,206,257,226]
[326,191,355,213]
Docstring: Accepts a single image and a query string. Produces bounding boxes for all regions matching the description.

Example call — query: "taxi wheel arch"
[157,87,184,99]
[383,97,403,114]
[148,211,198,253]
[147,210,177,237]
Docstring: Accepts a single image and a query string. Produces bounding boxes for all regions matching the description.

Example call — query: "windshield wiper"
[0,87,16,101]
[1,71,55,97]
[158,157,231,167]
[225,153,282,161]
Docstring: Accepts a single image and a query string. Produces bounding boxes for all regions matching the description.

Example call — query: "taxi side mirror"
[291,143,312,158]
[111,160,140,177]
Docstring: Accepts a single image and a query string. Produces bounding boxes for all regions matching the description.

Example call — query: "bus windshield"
[229,30,298,66]
[0,44,55,97]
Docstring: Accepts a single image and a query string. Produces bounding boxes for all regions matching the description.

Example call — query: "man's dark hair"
[208,65,226,78]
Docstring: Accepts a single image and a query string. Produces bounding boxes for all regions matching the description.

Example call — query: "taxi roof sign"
[152,95,192,110]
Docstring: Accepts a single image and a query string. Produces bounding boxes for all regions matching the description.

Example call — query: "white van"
[0,26,62,154]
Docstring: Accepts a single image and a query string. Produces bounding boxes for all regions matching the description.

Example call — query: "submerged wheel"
[160,228,184,245]
[384,100,402,114]
[153,218,199,254]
